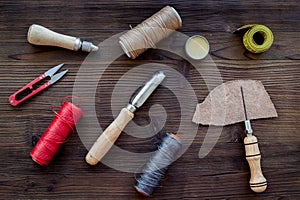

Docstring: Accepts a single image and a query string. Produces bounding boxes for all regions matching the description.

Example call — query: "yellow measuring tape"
[235,24,274,53]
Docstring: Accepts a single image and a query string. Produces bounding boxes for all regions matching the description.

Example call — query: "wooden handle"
[85,108,134,165]
[27,24,77,50]
[244,135,267,193]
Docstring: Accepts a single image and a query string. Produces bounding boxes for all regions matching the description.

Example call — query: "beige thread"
[119,6,182,59]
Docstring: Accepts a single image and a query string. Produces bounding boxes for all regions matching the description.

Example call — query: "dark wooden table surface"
[0,1,299,199]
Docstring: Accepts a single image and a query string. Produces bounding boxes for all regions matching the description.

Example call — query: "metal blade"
[130,71,165,110]
[45,63,64,77]
[49,69,68,84]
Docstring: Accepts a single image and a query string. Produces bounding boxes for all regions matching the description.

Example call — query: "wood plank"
[0,0,299,199]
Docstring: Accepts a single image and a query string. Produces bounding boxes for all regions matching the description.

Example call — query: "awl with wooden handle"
[241,86,267,193]
[86,71,166,165]
[27,24,98,52]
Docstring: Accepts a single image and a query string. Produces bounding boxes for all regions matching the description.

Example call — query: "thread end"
[134,185,151,197]
[119,40,131,58]
[168,132,181,141]
[30,150,48,165]
[169,6,182,27]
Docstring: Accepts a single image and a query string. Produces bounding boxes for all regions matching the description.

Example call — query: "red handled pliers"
[9,63,68,106]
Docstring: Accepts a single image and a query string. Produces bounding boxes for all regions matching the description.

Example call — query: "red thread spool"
[30,101,83,165]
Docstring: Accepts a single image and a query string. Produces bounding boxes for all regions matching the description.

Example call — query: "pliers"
[9,63,68,106]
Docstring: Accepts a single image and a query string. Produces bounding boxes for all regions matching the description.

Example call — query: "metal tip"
[129,71,166,110]
[240,85,253,135]
[240,85,248,120]
[91,44,99,51]
[81,41,99,52]
[153,70,166,84]
[57,63,64,67]
[45,63,64,77]
[49,69,68,84]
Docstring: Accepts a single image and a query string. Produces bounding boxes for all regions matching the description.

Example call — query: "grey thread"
[134,133,182,196]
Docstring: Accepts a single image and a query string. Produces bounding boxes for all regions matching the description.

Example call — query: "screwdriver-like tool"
[86,71,166,165]
[241,85,267,193]
[27,24,98,52]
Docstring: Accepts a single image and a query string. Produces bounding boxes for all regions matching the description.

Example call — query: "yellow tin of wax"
[185,35,210,60]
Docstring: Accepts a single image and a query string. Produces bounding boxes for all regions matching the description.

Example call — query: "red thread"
[30,101,83,165]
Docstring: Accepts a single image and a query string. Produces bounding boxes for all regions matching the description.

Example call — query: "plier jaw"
[8,63,67,106]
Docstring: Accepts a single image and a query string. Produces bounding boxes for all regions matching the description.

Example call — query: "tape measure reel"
[236,24,274,53]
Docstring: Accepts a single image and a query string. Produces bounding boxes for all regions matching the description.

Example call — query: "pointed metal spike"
[240,85,253,135]
[45,63,64,77]
[49,69,68,84]
[240,85,248,120]
[91,44,99,51]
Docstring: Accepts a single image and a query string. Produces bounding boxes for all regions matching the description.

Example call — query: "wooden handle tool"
[86,108,133,165]
[86,71,166,165]
[241,86,267,193]
[27,24,98,52]
[244,135,267,192]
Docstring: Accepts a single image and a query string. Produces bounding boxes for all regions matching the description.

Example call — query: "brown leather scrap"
[192,80,277,126]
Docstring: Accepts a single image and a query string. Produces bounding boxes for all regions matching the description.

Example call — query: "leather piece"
[192,80,278,126]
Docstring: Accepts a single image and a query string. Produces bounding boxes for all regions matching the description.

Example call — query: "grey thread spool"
[134,133,182,196]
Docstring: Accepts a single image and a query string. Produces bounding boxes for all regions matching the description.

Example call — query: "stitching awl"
[27,24,98,52]
[241,85,267,193]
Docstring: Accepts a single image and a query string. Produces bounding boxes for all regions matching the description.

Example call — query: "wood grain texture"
[0,0,299,199]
